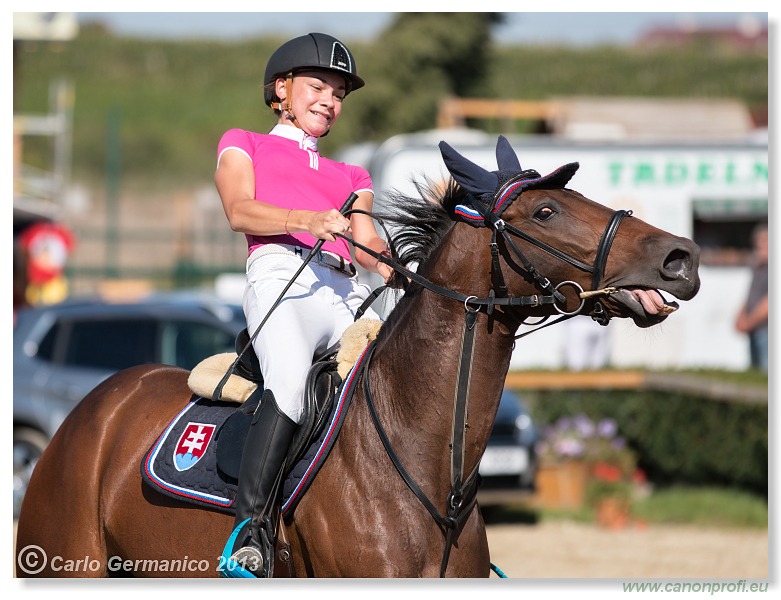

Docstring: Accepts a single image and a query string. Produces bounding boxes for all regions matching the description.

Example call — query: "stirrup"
[219,517,276,578]
[219,518,262,578]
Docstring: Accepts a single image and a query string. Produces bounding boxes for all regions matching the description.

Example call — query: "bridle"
[466,186,632,329]
[337,182,632,577]
[343,180,633,332]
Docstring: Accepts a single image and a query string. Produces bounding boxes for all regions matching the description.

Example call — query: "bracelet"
[284,209,294,235]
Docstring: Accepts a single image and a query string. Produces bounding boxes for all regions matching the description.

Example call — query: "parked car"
[479,390,539,504]
[13,292,246,518]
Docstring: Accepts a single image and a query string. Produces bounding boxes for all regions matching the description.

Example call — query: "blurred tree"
[342,12,504,140]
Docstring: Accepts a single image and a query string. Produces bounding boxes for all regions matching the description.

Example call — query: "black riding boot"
[229,389,296,577]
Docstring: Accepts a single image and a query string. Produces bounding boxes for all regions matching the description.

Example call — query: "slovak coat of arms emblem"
[174,422,216,471]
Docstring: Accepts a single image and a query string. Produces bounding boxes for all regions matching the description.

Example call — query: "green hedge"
[522,388,767,496]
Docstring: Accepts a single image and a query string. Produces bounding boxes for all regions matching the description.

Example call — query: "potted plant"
[536,414,642,522]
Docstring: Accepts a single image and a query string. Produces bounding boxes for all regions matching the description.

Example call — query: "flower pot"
[534,461,588,509]
[594,496,631,529]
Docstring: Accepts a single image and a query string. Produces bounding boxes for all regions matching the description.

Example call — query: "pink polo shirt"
[217,125,373,261]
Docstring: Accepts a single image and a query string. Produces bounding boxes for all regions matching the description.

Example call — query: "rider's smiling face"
[276,70,347,138]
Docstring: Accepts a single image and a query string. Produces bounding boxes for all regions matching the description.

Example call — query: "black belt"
[292,246,356,277]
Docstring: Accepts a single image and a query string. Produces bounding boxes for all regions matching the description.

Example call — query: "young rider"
[215,32,393,576]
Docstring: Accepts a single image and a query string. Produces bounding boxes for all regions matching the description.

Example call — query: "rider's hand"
[308,209,351,242]
[378,262,394,284]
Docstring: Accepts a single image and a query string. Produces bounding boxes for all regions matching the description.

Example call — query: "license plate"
[479,446,528,476]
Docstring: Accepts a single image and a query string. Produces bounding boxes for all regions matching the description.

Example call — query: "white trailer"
[353,129,768,371]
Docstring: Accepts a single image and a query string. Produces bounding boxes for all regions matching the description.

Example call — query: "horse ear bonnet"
[439,135,580,227]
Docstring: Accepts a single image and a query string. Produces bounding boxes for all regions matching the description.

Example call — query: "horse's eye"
[534,206,556,221]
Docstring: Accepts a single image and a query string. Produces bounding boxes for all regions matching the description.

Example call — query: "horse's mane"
[374,176,463,284]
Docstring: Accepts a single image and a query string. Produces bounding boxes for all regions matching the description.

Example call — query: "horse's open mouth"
[608,288,680,328]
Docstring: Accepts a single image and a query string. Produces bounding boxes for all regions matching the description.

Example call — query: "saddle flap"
[214,389,263,480]
[214,359,342,482]
[287,360,342,466]
[234,329,264,384]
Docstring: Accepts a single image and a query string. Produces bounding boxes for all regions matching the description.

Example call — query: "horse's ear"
[438,141,499,196]
[495,135,522,172]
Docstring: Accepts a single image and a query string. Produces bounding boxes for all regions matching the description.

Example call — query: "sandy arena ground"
[485,520,768,579]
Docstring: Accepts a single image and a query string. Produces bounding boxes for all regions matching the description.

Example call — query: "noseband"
[589,208,632,324]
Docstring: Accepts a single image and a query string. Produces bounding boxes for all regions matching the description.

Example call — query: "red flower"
[593,462,622,482]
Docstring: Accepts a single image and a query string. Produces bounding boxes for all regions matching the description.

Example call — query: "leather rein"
[337,193,632,577]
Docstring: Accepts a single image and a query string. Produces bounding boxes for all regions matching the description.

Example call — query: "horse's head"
[439,135,700,328]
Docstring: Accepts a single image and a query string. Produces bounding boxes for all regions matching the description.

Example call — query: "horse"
[16,136,700,578]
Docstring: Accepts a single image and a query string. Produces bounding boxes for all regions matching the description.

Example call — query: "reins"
[332,201,631,577]
[361,341,481,578]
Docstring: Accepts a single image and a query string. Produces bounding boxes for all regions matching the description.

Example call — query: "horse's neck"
[368,226,517,485]
[376,292,514,424]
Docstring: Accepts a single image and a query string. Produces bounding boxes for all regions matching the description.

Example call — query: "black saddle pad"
[141,344,371,516]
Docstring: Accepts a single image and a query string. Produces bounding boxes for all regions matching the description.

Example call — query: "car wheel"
[13,427,49,520]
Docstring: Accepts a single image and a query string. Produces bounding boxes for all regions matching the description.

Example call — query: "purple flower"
[575,414,596,438]
[597,418,618,439]
[555,438,584,457]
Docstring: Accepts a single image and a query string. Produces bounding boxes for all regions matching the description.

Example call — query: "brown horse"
[16,137,700,578]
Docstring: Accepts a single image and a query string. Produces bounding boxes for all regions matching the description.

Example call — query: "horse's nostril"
[663,248,691,276]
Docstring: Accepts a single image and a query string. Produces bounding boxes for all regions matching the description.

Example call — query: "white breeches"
[243,246,378,423]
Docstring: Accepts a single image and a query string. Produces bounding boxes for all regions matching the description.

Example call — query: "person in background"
[735,223,768,372]
[563,317,612,371]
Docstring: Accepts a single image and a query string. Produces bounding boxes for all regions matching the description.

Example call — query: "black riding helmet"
[264,32,365,109]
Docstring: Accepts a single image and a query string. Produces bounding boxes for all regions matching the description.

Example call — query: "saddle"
[141,320,382,514]
[141,320,380,577]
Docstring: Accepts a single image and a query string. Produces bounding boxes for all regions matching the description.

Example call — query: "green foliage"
[490,485,768,528]
[16,30,282,184]
[14,15,767,189]
[632,486,768,529]
[586,473,634,506]
[486,44,767,107]
[523,387,768,495]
